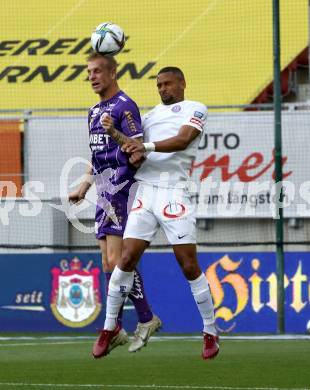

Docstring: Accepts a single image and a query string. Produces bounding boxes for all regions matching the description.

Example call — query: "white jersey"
[135,100,207,186]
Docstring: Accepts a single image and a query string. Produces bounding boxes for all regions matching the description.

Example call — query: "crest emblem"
[50,257,101,328]
[172,105,181,112]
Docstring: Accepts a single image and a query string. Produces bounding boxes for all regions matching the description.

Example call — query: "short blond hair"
[86,51,117,71]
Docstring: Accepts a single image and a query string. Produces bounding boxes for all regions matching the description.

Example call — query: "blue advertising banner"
[0,252,309,333]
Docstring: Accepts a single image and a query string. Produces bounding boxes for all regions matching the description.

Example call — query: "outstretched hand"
[69,188,86,204]
[129,151,146,168]
[122,141,146,154]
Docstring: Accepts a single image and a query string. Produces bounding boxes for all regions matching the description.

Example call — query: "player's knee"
[101,250,116,272]
[105,248,121,270]
[102,260,114,273]
[106,256,118,271]
[119,249,136,272]
[181,260,201,280]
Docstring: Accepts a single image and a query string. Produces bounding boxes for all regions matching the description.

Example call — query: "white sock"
[104,266,134,330]
[189,273,217,336]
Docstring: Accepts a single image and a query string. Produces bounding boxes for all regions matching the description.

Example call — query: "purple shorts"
[95,180,137,239]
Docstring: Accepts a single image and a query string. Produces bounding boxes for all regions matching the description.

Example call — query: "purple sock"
[128,269,153,323]
[105,272,124,327]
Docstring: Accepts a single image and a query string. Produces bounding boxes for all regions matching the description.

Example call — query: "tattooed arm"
[100,113,142,147]
[100,113,145,168]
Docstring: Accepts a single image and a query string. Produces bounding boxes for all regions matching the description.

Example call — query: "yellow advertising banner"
[0,0,308,110]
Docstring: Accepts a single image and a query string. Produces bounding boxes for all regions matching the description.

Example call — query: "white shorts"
[123,182,196,245]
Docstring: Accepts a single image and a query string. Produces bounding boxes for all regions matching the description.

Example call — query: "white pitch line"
[0,336,94,341]
[0,335,310,342]
[0,384,309,390]
[0,336,309,349]
[0,341,91,347]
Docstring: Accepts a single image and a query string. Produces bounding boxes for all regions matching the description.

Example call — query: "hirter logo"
[50,257,101,328]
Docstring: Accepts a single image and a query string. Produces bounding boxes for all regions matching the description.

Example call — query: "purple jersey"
[88,90,143,178]
[88,91,143,239]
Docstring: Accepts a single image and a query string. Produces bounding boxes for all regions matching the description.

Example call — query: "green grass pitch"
[0,337,308,390]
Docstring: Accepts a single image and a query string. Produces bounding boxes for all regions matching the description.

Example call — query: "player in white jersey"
[135,99,206,186]
[95,67,219,360]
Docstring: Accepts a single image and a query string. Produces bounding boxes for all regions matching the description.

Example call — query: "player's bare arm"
[123,125,200,154]
[68,165,93,203]
[100,113,145,167]
[100,113,143,147]
[129,151,146,167]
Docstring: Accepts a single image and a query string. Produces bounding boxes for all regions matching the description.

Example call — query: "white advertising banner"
[190,110,310,218]
[25,111,310,220]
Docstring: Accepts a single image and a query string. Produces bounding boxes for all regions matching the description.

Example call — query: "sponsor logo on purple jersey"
[88,90,143,181]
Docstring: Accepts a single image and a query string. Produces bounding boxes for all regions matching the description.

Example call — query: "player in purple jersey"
[69,53,161,358]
